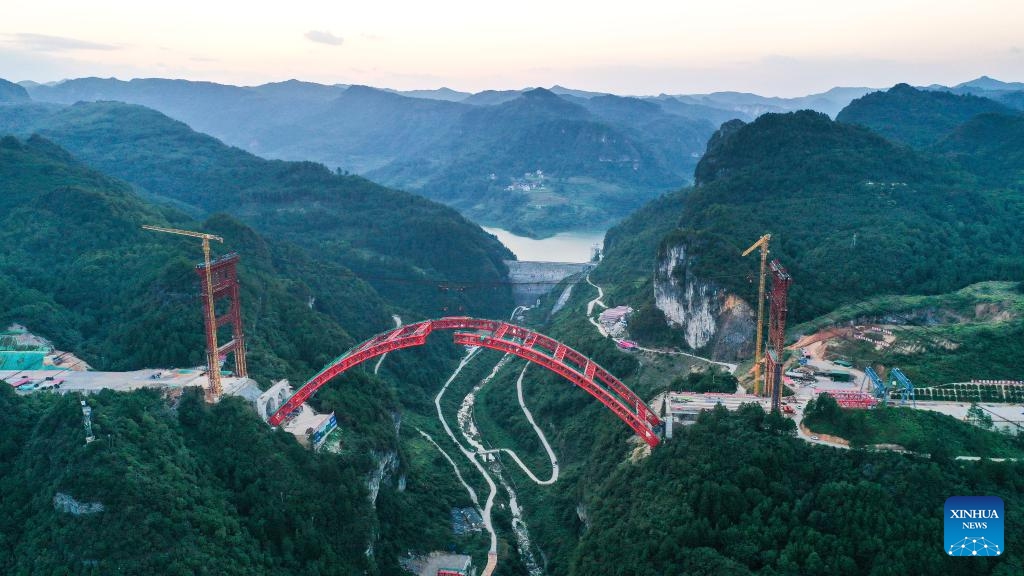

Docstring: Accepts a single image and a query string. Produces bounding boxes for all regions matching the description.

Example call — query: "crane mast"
[142,225,225,401]
[741,234,771,396]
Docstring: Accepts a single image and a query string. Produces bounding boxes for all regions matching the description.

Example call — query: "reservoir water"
[483,228,605,263]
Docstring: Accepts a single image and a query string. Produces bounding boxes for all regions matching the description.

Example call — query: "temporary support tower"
[196,253,248,381]
[142,225,244,402]
[741,234,771,396]
[765,259,792,413]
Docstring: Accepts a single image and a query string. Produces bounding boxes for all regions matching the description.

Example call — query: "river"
[483,227,605,263]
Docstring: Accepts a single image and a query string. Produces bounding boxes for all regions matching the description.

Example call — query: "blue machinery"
[862,366,916,406]
[890,368,916,407]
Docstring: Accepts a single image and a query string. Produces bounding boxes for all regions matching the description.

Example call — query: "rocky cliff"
[653,241,755,359]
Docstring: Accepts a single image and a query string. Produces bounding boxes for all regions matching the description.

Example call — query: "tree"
[967,402,994,430]
[671,367,739,394]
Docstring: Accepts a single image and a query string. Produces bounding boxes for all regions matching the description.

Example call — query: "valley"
[1,71,1023,576]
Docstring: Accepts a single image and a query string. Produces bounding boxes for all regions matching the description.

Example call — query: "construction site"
[2,226,340,451]
[3,223,1020,576]
[653,233,1024,437]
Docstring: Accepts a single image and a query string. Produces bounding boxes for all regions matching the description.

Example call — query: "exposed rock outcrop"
[367,449,400,507]
[653,241,755,359]
[53,492,104,515]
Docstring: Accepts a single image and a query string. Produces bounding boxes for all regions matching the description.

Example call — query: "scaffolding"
[765,259,792,413]
[195,253,248,387]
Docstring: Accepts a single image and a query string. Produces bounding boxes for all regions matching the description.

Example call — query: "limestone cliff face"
[654,242,755,359]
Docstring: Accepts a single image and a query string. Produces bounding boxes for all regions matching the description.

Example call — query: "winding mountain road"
[478,365,559,485]
[584,274,737,373]
[433,349,499,561]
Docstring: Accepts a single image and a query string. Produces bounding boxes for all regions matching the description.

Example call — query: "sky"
[1,0,1022,96]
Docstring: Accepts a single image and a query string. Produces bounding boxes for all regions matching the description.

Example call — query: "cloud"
[5,33,118,52]
[305,30,344,46]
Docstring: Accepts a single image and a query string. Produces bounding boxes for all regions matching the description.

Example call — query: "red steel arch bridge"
[268,316,663,447]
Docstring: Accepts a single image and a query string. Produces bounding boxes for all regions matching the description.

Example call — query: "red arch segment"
[267,317,663,447]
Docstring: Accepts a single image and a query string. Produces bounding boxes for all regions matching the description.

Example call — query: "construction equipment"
[142,225,225,401]
[862,366,887,403]
[741,234,771,395]
[890,368,916,407]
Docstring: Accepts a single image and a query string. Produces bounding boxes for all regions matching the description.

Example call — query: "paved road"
[585,273,607,316]
[479,365,559,485]
[583,275,736,372]
[433,349,499,559]
[417,428,482,507]
[791,407,850,449]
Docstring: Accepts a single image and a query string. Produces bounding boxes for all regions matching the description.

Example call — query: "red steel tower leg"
[766,259,792,413]
[196,253,248,401]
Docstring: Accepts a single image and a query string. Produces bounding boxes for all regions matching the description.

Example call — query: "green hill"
[679,110,1024,322]
[0,100,515,319]
[836,83,1014,148]
[0,386,379,574]
[935,112,1024,188]
[0,134,395,378]
[568,405,1023,575]
[574,108,1024,363]
[367,88,709,237]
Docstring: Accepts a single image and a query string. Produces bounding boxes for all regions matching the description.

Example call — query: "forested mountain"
[0,100,514,318]
[671,86,875,119]
[681,110,1023,320]
[0,78,29,102]
[579,106,1024,369]
[0,388,380,574]
[935,112,1024,187]
[18,77,724,236]
[924,76,1024,111]
[369,88,709,236]
[567,404,1023,575]
[0,134,387,378]
[836,83,1015,147]
[19,77,350,153]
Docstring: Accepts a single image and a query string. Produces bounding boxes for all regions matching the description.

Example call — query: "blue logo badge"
[944,496,1004,557]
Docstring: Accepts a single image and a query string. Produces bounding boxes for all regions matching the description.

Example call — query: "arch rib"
[267,317,662,447]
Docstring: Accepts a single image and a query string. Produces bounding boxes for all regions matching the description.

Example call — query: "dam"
[504,260,594,306]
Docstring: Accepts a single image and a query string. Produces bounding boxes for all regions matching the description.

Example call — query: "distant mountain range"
[11,76,880,237]
[9,75,1022,236]
[923,75,1024,111]
[0,99,514,323]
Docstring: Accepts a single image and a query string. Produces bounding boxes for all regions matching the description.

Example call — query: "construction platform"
[0,367,255,395]
[664,392,774,437]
